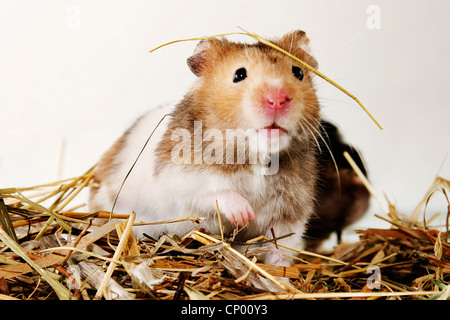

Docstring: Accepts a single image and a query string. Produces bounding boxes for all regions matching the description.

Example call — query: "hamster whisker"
[303,122,322,154]
[303,116,341,193]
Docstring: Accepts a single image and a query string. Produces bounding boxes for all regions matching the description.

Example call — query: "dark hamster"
[304,120,370,252]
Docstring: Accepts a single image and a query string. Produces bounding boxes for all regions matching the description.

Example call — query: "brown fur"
[89,135,126,211]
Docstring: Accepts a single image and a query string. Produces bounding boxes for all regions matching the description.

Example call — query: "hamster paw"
[264,251,292,267]
[215,190,255,227]
[264,252,293,284]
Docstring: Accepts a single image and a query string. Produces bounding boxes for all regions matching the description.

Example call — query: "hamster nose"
[263,88,291,111]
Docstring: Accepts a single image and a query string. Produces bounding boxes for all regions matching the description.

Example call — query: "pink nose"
[263,88,291,111]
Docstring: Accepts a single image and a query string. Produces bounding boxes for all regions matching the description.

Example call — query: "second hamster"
[304,120,370,252]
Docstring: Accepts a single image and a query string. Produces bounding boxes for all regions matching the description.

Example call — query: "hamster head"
[186,30,320,156]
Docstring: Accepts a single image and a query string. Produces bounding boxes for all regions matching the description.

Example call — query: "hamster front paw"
[215,190,255,227]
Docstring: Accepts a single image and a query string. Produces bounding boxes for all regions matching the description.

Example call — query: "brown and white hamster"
[304,120,370,252]
[89,31,321,267]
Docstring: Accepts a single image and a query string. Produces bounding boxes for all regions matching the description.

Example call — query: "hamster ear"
[187,38,227,76]
[187,40,211,76]
[276,30,318,69]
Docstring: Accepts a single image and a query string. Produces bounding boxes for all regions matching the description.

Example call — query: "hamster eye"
[292,66,304,81]
[233,68,247,83]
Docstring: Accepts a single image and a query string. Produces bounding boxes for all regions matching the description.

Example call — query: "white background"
[1,0,449,235]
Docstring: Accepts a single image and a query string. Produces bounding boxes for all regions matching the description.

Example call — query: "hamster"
[89,30,321,267]
[304,120,370,252]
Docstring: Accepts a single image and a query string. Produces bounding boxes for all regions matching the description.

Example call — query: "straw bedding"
[0,168,448,300]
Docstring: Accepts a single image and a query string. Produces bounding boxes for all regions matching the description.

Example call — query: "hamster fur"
[89,31,320,267]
